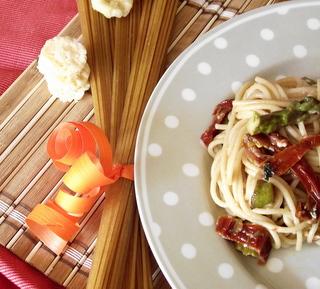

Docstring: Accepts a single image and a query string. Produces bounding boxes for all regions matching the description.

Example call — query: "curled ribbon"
[26,122,133,255]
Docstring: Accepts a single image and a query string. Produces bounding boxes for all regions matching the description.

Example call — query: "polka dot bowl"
[134,1,320,289]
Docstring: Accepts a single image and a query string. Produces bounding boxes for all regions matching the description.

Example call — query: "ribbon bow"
[26,122,133,255]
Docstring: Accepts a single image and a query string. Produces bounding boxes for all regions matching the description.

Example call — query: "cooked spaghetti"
[202,76,320,262]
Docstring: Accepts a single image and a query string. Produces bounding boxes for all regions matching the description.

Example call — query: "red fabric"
[0,2,77,287]
[0,272,19,289]
[0,245,64,289]
[0,0,78,95]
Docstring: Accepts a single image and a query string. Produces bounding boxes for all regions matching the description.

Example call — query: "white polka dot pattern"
[181,243,197,259]
[306,277,320,289]
[260,28,274,41]
[151,222,162,237]
[164,115,179,128]
[218,263,234,279]
[277,7,289,15]
[266,257,284,273]
[246,54,260,67]
[214,37,228,49]
[197,62,212,75]
[163,191,179,206]
[198,212,214,226]
[148,143,162,157]
[293,45,308,58]
[181,88,197,101]
[307,18,320,30]
[182,163,200,177]
[231,81,242,93]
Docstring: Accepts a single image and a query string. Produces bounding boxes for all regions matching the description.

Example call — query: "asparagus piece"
[251,180,273,208]
[247,96,320,135]
[302,77,317,86]
[235,243,258,258]
[216,216,272,263]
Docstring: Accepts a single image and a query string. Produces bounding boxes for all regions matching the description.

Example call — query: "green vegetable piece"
[247,96,320,135]
[251,180,274,208]
[302,77,317,86]
[235,243,258,258]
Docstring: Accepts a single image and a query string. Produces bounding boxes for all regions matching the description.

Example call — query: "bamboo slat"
[0,1,285,289]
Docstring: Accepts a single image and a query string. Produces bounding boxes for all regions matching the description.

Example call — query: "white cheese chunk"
[38,36,90,102]
[91,0,133,18]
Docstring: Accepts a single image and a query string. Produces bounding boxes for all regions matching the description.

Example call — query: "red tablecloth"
[0,2,77,288]
[0,0,77,95]
[0,245,64,289]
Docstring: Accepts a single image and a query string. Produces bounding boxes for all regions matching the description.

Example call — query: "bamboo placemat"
[0,0,285,288]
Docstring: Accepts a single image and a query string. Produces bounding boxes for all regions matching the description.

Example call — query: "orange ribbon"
[26,122,133,255]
